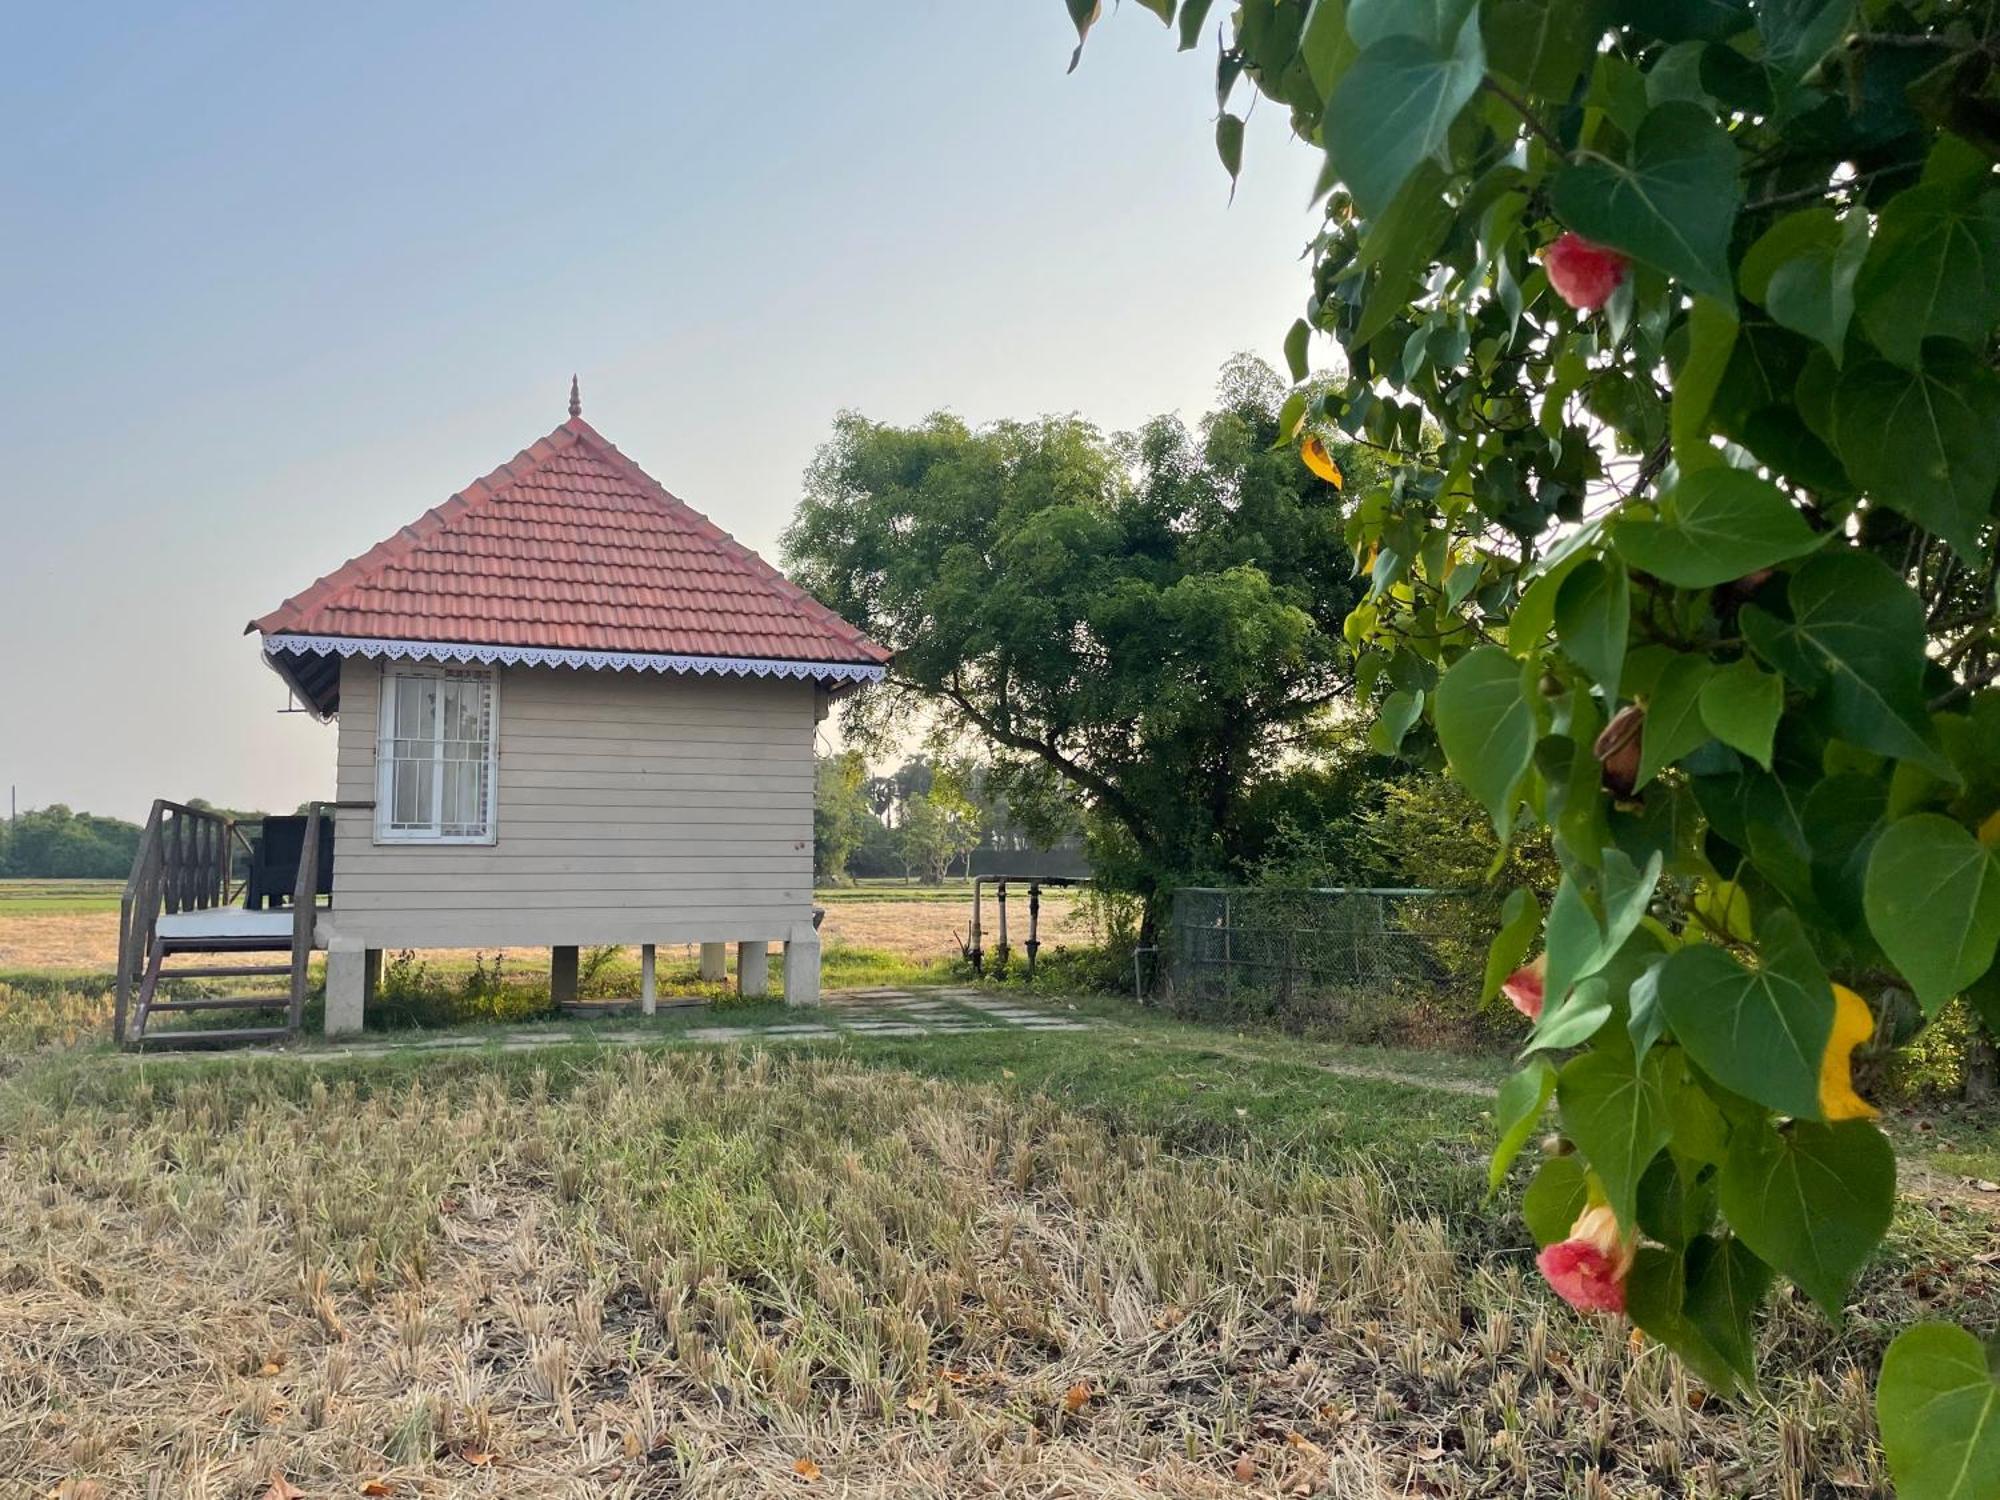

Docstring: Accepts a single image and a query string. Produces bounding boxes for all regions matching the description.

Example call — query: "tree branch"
[928,672,1156,850]
[1931,663,2000,712]
[1481,76,1564,153]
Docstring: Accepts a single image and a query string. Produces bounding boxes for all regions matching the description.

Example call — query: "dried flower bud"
[1594,704,1645,798]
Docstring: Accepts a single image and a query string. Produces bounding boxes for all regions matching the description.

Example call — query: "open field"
[0,885,1095,975]
[0,878,123,915]
[3,993,1997,1496]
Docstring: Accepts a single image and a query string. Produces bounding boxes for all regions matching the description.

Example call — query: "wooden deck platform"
[156,908,298,943]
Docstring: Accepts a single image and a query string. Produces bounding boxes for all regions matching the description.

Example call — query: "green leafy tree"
[0,805,144,879]
[1073,0,2000,1485]
[896,768,985,883]
[783,357,1368,935]
[813,751,879,885]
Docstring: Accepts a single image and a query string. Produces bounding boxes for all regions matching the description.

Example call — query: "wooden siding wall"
[325,658,816,949]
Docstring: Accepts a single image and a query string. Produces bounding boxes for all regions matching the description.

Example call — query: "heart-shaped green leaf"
[1216,112,1245,189]
[1670,297,1739,467]
[1698,658,1783,769]
[1323,9,1485,217]
[1370,686,1425,754]
[1508,550,1589,657]
[1284,318,1310,382]
[1831,350,2000,563]
[1855,186,2000,370]
[1864,814,2000,1015]
[1660,1048,1730,1165]
[1300,0,1355,93]
[1483,0,1601,95]
[1739,206,1868,360]
[1637,653,1715,788]
[1348,0,1476,48]
[1627,1234,1772,1396]
[1658,908,1832,1119]
[1490,1057,1557,1195]
[1482,886,1540,1003]
[1878,1323,2000,1500]
[1550,101,1740,301]
[1627,957,1669,1061]
[1178,0,1218,50]
[1611,468,1821,587]
[1527,974,1615,1053]
[1434,646,1535,837]
[1719,1119,1894,1319]
[1804,772,1887,928]
[1757,0,1853,82]
[1537,852,1664,1023]
[1636,1152,1718,1249]
[1554,557,1630,703]
[1522,1153,1590,1246]
[1558,1047,1672,1230]
[1741,550,1954,779]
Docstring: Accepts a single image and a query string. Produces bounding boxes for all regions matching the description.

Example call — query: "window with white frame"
[375,666,497,842]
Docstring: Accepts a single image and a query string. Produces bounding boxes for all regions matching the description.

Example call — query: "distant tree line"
[814,753,1079,884]
[0,799,284,879]
[0,805,144,879]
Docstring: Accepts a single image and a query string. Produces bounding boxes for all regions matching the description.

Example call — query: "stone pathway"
[670,986,1095,1045]
[140,987,1097,1060]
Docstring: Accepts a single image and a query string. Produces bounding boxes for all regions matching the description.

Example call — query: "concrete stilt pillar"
[699,941,728,982]
[737,941,769,999]
[326,946,367,1035]
[783,922,820,1007]
[551,946,579,1006]
[641,943,657,1016]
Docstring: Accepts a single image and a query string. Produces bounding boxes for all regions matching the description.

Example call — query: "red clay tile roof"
[248,417,889,666]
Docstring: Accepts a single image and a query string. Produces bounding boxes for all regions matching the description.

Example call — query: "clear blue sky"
[0,2,1322,821]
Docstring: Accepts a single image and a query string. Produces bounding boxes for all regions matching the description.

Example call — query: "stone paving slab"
[135,986,1093,1058]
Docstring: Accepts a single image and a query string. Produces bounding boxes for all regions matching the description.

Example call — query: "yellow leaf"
[360,1484,395,1497]
[904,1389,939,1415]
[1301,436,1343,489]
[793,1457,822,1483]
[457,1449,492,1468]
[1063,1381,1092,1412]
[1820,984,1880,1121]
[1694,879,1754,943]
[1980,809,2000,847]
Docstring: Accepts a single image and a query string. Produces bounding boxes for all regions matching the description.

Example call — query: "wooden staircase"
[115,801,326,1050]
[128,933,297,1048]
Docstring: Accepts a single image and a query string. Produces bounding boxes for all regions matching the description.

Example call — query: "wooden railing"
[113,800,238,1043]
[290,805,324,1034]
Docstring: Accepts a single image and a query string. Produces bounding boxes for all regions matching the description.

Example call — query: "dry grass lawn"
[0,1041,1936,1499]
[0,892,1095,974]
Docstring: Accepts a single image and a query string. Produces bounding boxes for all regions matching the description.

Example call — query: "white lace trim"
[263,632,887,684]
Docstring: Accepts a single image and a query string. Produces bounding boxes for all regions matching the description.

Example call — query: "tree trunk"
[1966,1031,1997,1102]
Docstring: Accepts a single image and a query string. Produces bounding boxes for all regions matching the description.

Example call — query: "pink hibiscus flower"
[1502,954,1546,1020]
[1538,1204,1635,1314]
[1545,233,1629,312]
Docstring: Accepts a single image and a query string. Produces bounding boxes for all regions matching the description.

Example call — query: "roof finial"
[568,374,582,420]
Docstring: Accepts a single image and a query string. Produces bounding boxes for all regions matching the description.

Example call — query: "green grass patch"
[0,878,123,913]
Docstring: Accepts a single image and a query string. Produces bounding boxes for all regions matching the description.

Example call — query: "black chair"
[245,815,334,909]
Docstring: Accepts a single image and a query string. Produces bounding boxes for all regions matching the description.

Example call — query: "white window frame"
[374,664,499,845]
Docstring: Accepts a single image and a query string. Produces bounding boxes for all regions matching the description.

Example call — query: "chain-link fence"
[1159,886,1507,1043]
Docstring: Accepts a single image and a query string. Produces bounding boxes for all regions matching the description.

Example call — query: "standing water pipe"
[965,874,1088,979]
